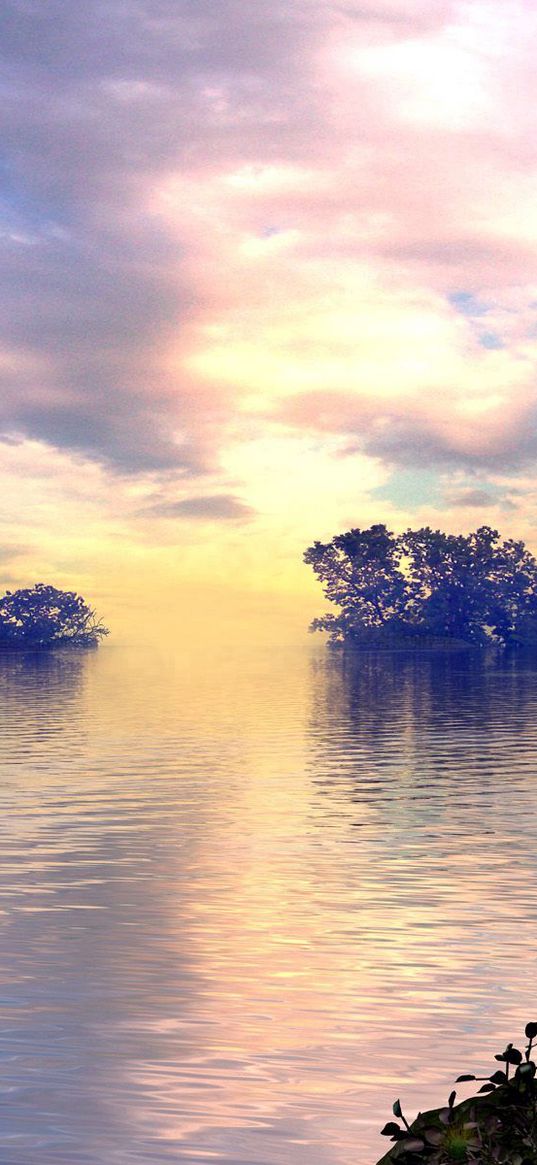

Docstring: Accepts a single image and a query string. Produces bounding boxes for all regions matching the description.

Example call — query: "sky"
[2,0,537,644]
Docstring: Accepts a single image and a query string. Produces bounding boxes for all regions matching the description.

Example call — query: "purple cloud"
[0,0,331,473]
[145,493,254,520]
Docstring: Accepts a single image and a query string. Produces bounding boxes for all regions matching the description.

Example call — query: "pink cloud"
[2,0,537,500]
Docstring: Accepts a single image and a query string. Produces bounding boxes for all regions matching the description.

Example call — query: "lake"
[1,642,537,1164]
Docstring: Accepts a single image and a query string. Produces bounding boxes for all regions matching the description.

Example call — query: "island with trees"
[375,1021,537,1163]
[304,525,537,649]
[0,584,108,650]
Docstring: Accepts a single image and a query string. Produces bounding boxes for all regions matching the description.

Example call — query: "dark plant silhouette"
[0,584,108,649]
[304,525,537,648]
[376,1023,537,1164]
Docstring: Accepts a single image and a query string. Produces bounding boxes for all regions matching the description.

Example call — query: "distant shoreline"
[0,641,99,652]
[327,636,537,654]
[328,639,483,653]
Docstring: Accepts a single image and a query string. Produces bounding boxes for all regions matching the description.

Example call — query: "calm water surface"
[1,644,537,1164]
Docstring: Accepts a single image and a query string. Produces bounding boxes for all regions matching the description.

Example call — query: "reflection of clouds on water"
[2,645,537,1163]
[0,646,340,1164]
[0,648,148,1161]
[306,648,537,1117]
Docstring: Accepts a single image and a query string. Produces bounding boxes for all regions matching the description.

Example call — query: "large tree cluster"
[0,584,108,649]
[304,525,537,648]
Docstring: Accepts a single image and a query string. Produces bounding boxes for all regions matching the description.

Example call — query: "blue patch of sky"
[373,468,442,509]
[479,332,504,349]
[448,290,490,317]
[374,469,508,511]
[479,480,504,500]
[448,291,507,350]
[461,480,505,501]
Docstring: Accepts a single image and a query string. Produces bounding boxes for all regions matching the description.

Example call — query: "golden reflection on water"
[1,645,537,1163]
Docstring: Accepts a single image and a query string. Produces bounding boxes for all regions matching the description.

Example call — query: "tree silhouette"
[305,525,537,647]
[0,584,108,649]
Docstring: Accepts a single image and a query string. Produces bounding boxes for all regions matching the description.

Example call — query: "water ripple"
[0,646,536,1162]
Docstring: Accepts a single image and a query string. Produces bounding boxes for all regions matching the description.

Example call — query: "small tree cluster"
[0,584,108,649]
[304,525,537,648]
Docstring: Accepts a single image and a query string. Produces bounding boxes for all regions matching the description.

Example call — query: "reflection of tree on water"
[0,648,90,756]
[0,644,88,690]
[307,648,537,837]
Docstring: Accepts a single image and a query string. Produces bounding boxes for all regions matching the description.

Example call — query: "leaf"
[392,1099,403,1119]
[505,1047,523,1065]
[448,1090,456,1108]
[401,1139,425,1153]
[381,1122,402,1138]
[455,1074,476,1082]
[478,1082,496,1093]
[525,1022,537,1040]
[488,1070,507,1085]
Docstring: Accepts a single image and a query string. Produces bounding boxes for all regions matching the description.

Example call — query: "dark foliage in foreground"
[304,525,537,647]
[376,1023,537,1164]
[0,584,108,649]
